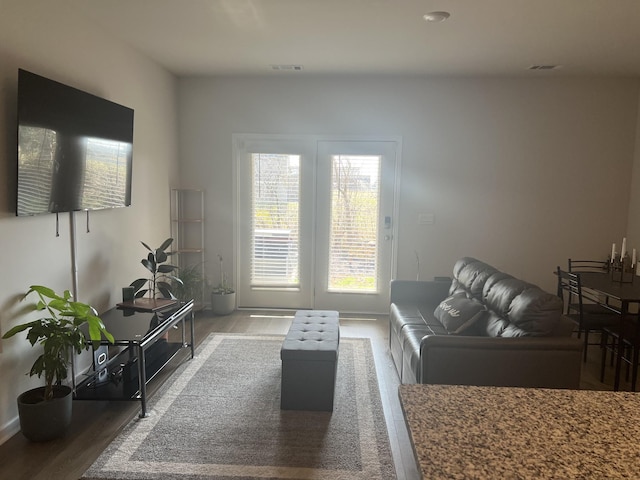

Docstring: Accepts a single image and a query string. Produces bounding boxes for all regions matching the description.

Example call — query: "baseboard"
[0,416,20,446]
[0,367,93,446]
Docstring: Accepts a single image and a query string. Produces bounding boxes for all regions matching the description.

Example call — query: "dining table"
[573,271,640,391]
[399,384,640,479]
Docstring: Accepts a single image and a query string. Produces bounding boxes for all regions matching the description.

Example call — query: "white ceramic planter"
[211,292,236,315]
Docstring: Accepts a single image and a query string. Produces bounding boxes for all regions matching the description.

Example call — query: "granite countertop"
[399,384,640,479]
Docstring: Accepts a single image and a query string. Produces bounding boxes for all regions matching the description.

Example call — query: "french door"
[235,135,399,314]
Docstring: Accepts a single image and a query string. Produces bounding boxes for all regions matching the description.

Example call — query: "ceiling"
[68,0,640,77]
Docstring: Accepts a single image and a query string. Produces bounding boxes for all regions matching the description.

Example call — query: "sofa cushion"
[482,274,563,336]
[507,288,564,336]
[419,305,451,328]
[482,312,511,337]
[390,303,426,339]
[391,303,425,320]
[450,257,499,299]
[400,323,447,383]
[434,294,486,334]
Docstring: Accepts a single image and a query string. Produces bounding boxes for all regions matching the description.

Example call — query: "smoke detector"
[423,11,450,22]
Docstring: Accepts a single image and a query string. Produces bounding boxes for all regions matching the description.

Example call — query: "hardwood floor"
[0,310,629,480]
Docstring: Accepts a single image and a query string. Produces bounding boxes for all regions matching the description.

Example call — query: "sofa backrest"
[450,257,499,298]
[450,257,563,337]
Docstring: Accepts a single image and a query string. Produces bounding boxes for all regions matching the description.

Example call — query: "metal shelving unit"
[170,189,205,309]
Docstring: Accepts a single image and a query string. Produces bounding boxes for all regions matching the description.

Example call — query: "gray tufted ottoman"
[280,310,340,411]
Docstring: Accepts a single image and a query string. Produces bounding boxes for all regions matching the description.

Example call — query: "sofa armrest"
[390,279,452,306]
[420,335,582,389]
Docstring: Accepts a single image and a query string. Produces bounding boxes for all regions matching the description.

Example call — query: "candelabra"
[610,254,635,284]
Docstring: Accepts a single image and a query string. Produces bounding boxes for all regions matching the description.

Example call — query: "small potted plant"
[1,285,114,441]
[130,238,182,300]
[211,254,235,315]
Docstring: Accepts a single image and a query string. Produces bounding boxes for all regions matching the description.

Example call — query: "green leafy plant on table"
[130,238,182,299]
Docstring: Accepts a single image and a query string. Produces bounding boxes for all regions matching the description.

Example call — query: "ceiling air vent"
[271,64,304,71]
[528,65,562,70]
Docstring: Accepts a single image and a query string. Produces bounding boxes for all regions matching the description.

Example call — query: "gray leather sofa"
[390,257,582,388]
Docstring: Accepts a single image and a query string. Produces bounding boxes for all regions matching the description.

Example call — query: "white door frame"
[233,134,402,313]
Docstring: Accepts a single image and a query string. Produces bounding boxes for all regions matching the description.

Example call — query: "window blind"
[250,153,301,288]
[328,155,381,292]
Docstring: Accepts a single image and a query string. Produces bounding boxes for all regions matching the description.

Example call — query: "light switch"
[418,213,435,225]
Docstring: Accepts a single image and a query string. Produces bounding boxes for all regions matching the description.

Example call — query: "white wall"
[0,1,178,442]
[626,89,640,247]
[178,75,639,295]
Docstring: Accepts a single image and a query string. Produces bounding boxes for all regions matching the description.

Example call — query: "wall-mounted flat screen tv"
[16,69,134,216]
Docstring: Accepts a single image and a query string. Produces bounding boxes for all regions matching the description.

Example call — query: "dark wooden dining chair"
[556,267,619,362]
[566,258,617,313]
[567,259,610,273]
[601,321,640,391]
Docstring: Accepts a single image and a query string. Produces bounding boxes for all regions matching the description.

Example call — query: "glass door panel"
[328,155,381,293]
[315,141,397,313]
[250,153,300,289]
[236,137,314,309]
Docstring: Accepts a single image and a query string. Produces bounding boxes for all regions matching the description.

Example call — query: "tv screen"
[16,69,134,216]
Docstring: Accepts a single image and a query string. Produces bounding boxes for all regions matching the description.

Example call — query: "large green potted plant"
[211,254,235,315]
[1,285,114,442]
[130,238,182,299]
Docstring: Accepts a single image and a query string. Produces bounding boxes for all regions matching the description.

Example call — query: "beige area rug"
[81,333,396,479]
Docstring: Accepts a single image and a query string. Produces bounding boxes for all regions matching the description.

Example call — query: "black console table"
[74,300,195,417]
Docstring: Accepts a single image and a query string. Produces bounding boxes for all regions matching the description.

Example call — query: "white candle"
[622,237,627,257]
[633,249,637,266]
[612,243,616,261]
